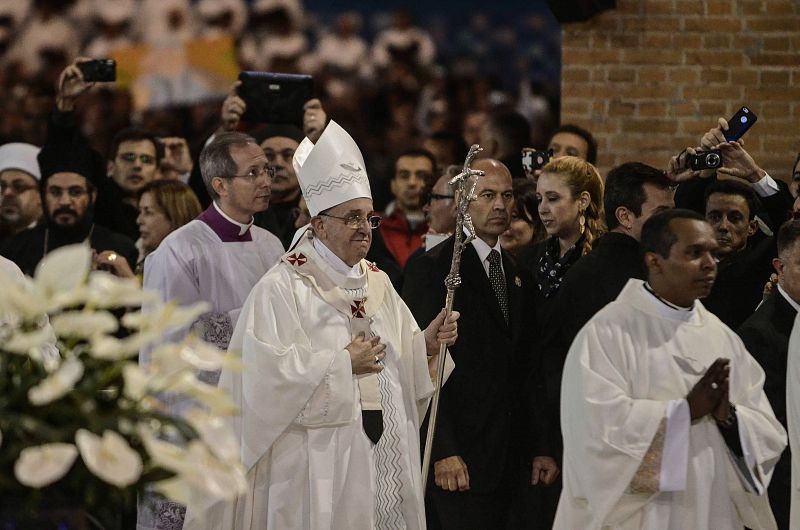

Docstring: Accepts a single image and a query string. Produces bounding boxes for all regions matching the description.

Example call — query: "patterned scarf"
[537,234,584,298]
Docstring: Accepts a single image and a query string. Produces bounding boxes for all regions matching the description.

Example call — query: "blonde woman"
[521,156,605,312]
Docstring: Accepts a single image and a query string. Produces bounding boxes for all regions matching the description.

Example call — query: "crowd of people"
[2,8,800,530]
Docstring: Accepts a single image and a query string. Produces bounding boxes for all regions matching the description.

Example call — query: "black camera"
[78,59,116,83]
[522,148,554,173]
[689,150,722,171]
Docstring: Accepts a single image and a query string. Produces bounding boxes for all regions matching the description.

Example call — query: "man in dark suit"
[403,158,557,529]
[737,219,800,530]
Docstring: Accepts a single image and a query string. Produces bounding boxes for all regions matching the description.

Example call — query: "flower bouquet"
[0,245,246,529]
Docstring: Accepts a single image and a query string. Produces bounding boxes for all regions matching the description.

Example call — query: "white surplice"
[140,217,284,363]
[555,280,786,530]
[786,313,800,529]
[184,234,452,530]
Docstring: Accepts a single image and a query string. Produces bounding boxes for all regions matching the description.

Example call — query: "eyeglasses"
[427,192,454,204]
[222,165,275,182]
[319,212,382,229]
[118,152,156,165]
[1,181,38,194]
[46,186,90,198]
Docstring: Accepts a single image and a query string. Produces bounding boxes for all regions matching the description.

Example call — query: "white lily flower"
[179,336,242,373]
[89,333,150,361]
[0,273,50,319]
[148,343,190,379]
[33,244,91,303]
[166,372,238,416]
[14,443,78,487]
[153,476,193,505]
[122,302,209,334]
[3,326,56,356]
[122,363,150,400]
[75,429,143,488]
[28,357,84,406]
[86,272,158,309]
[51,310,118,339]
[185,410,239,463]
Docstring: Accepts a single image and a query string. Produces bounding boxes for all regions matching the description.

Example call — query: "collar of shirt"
[313,237,362,278]
[467,227,504,278]
[778,284,800,313]
[213,201,253,236]
[641,282,697,322]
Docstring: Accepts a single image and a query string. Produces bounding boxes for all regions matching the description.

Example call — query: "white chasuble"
[184,236,453,530]
[555,280,786,530]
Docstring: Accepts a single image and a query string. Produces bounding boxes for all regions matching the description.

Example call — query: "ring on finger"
[108,253,117,262]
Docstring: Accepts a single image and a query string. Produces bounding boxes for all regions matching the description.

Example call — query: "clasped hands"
[686,357,731,422]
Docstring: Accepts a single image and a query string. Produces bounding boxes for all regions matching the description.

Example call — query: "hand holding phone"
[77,59,116,83]
[723,106,757,142]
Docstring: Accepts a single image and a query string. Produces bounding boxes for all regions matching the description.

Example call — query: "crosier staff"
[421,144,484,491]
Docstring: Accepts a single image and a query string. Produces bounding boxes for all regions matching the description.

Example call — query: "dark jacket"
[737,289,795,530]
[536,231,645,456]
[94,178,140,242]
[0,223,137,277]
[402,237,546,493]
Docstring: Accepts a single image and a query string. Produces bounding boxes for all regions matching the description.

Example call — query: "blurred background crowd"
[0,0,561,192]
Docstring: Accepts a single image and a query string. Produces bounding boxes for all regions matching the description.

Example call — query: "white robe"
[184,236,452,530]
[786,313,800,528]
[555,280,786,530]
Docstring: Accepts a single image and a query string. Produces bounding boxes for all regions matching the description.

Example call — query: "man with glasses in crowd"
[137,131,284,530]
[52,59,164,242]
[0,142,43,241]
[185,121,458,529]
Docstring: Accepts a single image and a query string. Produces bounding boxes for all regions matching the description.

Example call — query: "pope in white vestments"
[555,211,786,530]
[184,121,457,530]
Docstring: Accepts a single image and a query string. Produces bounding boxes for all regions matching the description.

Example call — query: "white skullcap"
[0,143,41,180]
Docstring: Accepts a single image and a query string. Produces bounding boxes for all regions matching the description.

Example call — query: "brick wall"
[559,0,800,180]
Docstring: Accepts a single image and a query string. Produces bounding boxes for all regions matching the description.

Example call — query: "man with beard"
[0,142,43,241]
[403,158,557,529]
[379,149,434,268]
[0,122,136,276]
[52,59,164,242]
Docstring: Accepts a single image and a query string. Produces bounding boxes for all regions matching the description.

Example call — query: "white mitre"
[292,120,372,216]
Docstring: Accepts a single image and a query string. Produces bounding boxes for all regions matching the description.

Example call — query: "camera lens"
[707,153,721,167]
[740,116,748,124]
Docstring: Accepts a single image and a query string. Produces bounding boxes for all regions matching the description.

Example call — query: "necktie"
[488,249,509,324]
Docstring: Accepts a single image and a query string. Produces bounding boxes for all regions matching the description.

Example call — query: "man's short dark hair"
[109,127,164,165]
[604,162,673,229]
[393,148,437,183]
[777,219,800,257]
[551,124,598,165]
[486,109,531,156]
[704,179,759,220]
[641,208,706,258]
[199,132,257,200]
